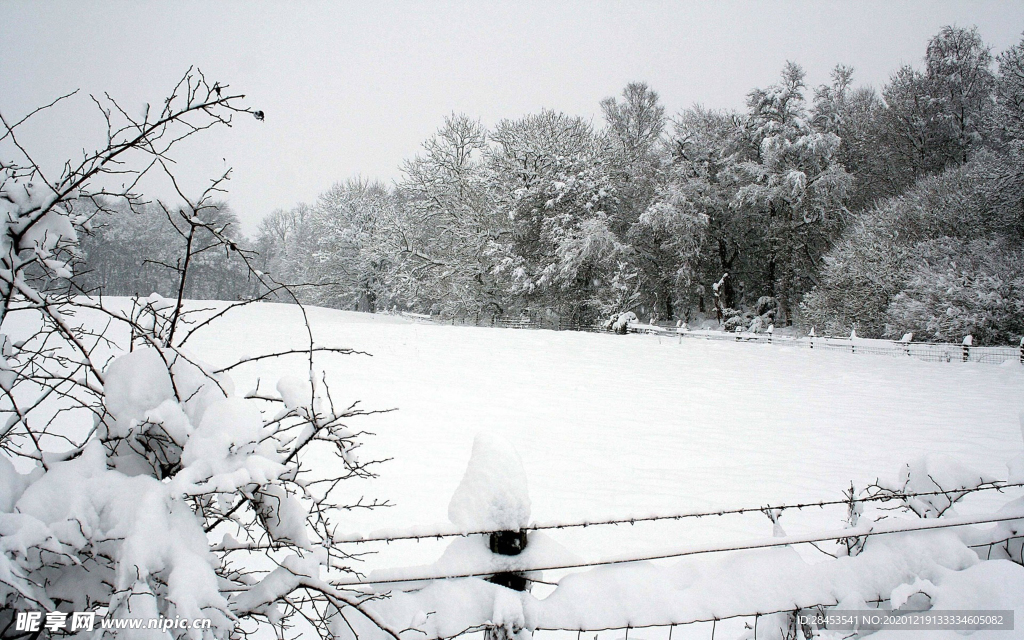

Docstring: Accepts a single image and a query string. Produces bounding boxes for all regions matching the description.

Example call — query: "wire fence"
[343,481,1024,640]
[334,481,1024,584]
[304,450,1024,640]
[426,602,851,640]
[329,482,1024,545]
[338,508,1024,587]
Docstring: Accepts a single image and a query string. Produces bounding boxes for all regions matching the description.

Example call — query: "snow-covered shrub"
[801,151,1024,340]
[0,71,395,639]
[884,237,1024,344]
[606,310,638,334]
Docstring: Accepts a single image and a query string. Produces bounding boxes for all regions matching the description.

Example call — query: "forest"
[77,25,1024,344]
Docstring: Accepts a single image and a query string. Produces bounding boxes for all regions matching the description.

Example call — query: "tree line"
[78,26,1024,344]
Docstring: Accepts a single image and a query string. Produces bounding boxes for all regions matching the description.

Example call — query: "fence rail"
[677,329,1023,365]
[399,312,1024,366]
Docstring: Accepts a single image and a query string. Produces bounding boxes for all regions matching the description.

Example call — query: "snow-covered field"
[181,301,1024,637]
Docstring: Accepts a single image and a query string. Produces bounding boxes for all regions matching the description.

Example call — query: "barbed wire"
[432,597,902,640]
[531,601,837,634]
[332,508,1024,587]
[325,482,1024,545]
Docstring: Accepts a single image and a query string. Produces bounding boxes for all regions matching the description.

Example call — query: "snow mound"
[448,433,531,531]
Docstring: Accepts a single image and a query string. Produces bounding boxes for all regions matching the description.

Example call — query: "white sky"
[2,1,1023,235]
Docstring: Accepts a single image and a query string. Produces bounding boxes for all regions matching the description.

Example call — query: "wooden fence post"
[962,335,973,362]
[1019,336,1023,365]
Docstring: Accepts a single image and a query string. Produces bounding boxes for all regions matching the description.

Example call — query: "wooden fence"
[399,312,1024,366]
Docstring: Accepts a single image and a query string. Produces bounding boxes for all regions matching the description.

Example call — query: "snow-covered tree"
[488,110,620,323]
[251,203,316,300]
[875,26,994,188]
[600,83,692,320]
[395,114,506,317]
[812,65,895,210]
[662,106,748,313]
[731,62,852,323]
[994,36,1024,143]
[925,25,995,164]
[76,197,251,301]
[801,151,1024,340]
[303,178,399,312]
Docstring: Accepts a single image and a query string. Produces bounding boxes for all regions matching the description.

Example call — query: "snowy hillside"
[186,303,1024,597]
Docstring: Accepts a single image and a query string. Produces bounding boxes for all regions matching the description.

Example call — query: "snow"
[180,397,262,467]
[0,454,28,513]
[360,522,1024,638]
[177,302,1022,519]
[254,484,311,548]
[6,299,1024,639]
[448,433,531,531]
[1009,412,1024,483]
[7,441,231,634]
[103,347,177,436]
[888,576,935,609]
[157,301,1024,636]
[276,374,312,410]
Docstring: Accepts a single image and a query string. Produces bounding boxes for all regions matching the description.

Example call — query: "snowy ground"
[183,302,1024,638]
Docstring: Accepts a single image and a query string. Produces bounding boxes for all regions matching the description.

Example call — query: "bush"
[886,237,1024,344]
[801,153,1024,340]
[0,71,396,639]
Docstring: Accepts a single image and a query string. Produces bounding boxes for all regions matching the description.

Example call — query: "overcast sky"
[2,1,1024,234]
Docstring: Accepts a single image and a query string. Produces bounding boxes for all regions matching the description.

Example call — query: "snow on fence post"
[767,324,774,345]
[449,433,532,592]
[1019,336,1023,365]
[809,327,815,349]
[899,332,913,357]
[962,335,973,363]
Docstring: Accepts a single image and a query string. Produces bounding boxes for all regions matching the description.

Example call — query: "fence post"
[809,327,814,349]
[1019,336,1023,365]
[487,529,529,591]
[900,332,913,357]
[449,434,532,640]
[962,335,973,362]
